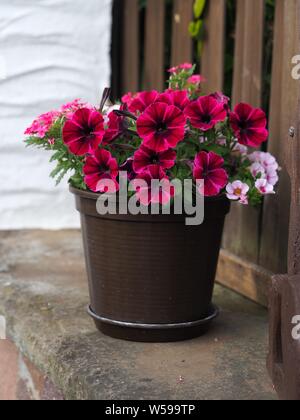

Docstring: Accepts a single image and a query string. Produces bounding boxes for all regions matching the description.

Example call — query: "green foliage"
[189,0,206,57]
[193,0,206,19]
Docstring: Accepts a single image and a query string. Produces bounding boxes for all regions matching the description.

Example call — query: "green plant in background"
[189,0,207,57]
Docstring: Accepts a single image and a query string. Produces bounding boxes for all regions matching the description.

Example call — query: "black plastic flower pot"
[71,186,231,342]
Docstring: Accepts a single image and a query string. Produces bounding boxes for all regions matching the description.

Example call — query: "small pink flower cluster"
[24,99,92,142]
[60,99,93,120]
[25,110,60,139]
[249,152,279,194]
[226,152,280,204]
[168,63,194,73]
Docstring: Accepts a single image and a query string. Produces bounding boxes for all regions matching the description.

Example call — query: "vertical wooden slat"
[231,0,246,104]
[223,0,265,264]
[144,0,166,91]
[287,0,300,276]
[201,0,226,93]
[122,0,140,93]
[260,0,298,273]
[171,0,194,66]
[232,0,264,106]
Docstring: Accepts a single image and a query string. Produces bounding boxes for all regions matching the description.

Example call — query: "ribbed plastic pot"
[71,186,231,342]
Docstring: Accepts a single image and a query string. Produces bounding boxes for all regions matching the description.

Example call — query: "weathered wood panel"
[223,0,265,264]
[260,0,297,274]
[217,250,272,307]
[201,0,226,93]
[144,0,166,91]
[267,0,300,400]
[171,0,194,66]
[122,0,140,93]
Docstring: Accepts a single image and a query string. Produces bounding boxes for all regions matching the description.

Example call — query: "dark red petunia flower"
[193,151,228,197]
[63,108,105,156]
[132,165,175,206]
[137,102,186,153]
[184,96,227,131]
[103,111,128,145]
[157,90,190,111]
[133,144,176,174]
[121,92,136,108]
[229,103,268,147]
[83,149,119,193]
[128,90,159,114]
[210,92,230,110]
[119,158,136,181]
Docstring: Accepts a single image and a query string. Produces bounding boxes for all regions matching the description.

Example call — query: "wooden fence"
[111,0,300,306]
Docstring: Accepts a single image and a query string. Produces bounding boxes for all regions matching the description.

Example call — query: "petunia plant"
[25,64,280,206]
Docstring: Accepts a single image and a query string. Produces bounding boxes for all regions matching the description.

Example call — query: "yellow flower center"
[234,188,242,196]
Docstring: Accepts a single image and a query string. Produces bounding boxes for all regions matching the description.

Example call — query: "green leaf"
[189,22,198,38]
[194,0,206,19]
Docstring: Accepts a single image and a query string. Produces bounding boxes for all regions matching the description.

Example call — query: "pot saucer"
[88,305,219,343]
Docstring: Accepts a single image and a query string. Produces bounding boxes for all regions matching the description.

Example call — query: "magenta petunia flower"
[83,149,119,193]
[185,96,227,131]
[157,90,190,111]
[137,102,186,153]
[132,165,175,206]
[133,144,176,174]
[193,151,228,197]
[230,103,268,147]
[210,92,230,110]
[103,111,128,144]
[121,92,135,108]
[128,90,159,114]
[63,108,105,156]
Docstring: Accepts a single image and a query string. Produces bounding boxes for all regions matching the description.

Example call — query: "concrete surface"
[0,230,277,400]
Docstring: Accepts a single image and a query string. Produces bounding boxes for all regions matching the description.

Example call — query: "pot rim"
[69,185,229,203]
[70,185,231,222]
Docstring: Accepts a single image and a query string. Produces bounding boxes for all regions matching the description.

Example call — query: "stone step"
[0,230,276,400]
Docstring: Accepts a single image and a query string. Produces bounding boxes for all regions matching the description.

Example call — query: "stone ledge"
[0,230,276,400]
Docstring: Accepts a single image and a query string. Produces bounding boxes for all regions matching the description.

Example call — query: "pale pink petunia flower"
[259,152,279,172]
[248,151,279,172]
[233,142,248,155]
[250,162,266,178]
[266,170,279,186]
[255,179,275,195]
[226,180,250,202]
[239,195,249,205]
[216,137,227,146]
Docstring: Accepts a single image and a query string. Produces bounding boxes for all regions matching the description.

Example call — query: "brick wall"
[0,340,63,400]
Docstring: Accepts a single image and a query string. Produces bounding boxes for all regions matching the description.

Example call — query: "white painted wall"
[0,0,112,229]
